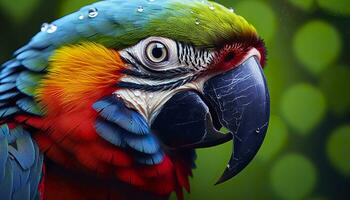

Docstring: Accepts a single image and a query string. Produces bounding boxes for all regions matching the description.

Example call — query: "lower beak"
[152,56,270,184]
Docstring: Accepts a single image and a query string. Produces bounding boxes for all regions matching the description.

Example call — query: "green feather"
[114,1,258,48]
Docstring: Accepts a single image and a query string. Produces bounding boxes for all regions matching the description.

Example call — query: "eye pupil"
[146,42,168,63]
[152,44,164,59]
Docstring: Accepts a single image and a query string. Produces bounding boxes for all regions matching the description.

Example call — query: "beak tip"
[214,177,227,185]
[214,167,237,185]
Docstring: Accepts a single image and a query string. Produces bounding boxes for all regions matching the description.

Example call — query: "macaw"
[0,0,270,199]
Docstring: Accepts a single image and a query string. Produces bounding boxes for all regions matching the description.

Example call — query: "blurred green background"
[0,0,349,199]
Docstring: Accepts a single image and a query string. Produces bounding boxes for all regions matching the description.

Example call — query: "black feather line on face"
[121,69,188,81]
[116,75,197,92]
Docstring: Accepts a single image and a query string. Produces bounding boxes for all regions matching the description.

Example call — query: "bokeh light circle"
[293,20,341,75]
[281,83,326,135]
[317,0,350,16]
[320,66,350,116]
[234,1,277,42]
[327,125,350,176]
[0,0,40,23]
[288,0,314,11]
[258,115,288,161]
[270,154,317,200]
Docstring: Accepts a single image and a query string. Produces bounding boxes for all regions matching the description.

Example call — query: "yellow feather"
[36,42,124,109]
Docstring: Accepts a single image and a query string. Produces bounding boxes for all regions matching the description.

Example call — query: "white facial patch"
[113,76,210,124]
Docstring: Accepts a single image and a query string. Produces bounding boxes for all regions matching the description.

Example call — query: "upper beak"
[151,56,270,184]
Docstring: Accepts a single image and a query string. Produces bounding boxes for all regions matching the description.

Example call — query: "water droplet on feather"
[47,24,57,33]
[137,6,144,13]
[41,23,57,33]
[41,23,49,32]
[209,4,215,10]
[134,90,141,96]
[88,8,99,18]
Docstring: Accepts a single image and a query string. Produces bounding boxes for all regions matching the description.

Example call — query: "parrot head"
[8,0,269,197]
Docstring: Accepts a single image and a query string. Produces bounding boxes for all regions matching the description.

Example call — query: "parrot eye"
[146,42,169,63]
[120,37,181,72]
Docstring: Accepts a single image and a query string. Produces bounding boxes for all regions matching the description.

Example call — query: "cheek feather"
[36,42,126,111]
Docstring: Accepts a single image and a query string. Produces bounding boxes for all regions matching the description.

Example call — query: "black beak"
[151,56,270,184]
[203,56,270,184]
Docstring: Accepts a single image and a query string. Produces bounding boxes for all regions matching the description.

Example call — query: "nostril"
[224,52,235,63]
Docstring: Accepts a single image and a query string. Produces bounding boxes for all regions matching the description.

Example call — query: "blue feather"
[0,83,16,93]
[134,151,164,165]
[124,134,160,154]
[23,34,50,54]
[93,96,163,162]
[10,160,30,194]
[29,144,43,200]
[0,162,13,200]
[12,183,30,200]
[93,97,150,135]
[95,119,125,147]
[0,124,43,200]
[2,66,18,73]
[8,127,35,170]
[16,98,44,116]
[0,107,20,118]
[1,74,19,83]
[16,50,40,61]
[0,68,18,79]
[0,124,10,136]
[0,92,20,101]
[1,60,13,68]
[0,125,9,181]
[16,72,40,97]
[21,57,48,72]
[75,23,98,38]
[50,14,83,46]
[84,4,121,36]
[14,46,30,56]
[3,60,21,70]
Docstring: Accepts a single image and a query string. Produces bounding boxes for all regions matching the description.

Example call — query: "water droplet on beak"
[256,128,261,134]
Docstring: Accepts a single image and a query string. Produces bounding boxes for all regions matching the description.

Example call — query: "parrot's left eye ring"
[145,42,169,63]
[124,37,179,71]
